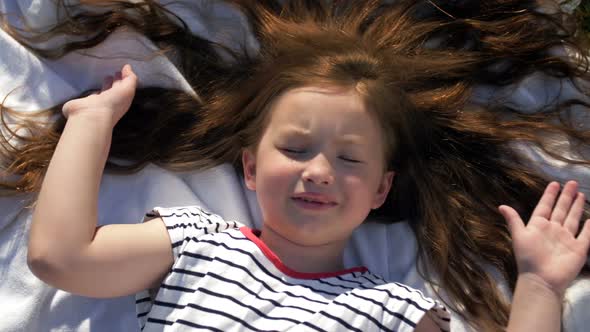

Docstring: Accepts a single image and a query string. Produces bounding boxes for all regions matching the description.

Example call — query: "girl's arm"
[500,181,590,332]
[507,273,563,332]
[27,65,173,298]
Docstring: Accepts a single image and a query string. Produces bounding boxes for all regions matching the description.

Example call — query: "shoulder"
[351,273,451,331]
[144,206,244,258]
[146,205,243,233]
[415,312,447,332]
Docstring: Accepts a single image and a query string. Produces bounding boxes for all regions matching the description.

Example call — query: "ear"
[372,171,394,209]
[242,149,257,191]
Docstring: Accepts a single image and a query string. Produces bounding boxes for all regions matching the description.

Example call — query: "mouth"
[291,195,338,209]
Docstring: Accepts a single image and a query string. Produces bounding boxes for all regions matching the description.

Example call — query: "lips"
[291,193,338,207]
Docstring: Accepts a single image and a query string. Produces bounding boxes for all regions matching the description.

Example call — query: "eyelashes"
[280,147,303,154]
[339,156,361,163]
[278,147,362,163]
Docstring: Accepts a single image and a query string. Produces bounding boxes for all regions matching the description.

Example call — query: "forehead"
[266,86,377,132]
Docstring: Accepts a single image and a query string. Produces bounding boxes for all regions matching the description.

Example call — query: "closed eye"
[280,147,305,154]
[339,156,362,163]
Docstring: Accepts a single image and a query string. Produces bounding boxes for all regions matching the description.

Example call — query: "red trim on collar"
[239,226,368,279]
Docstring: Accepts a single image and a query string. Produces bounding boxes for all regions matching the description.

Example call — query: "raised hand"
[499,181,590,297]
[62,64,137,128]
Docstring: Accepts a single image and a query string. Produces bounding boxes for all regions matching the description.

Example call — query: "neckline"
[239,226,368,280]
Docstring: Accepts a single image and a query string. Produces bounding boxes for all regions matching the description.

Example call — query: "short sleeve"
[135,206,242,330]
[397,297,450,332]
[426,301,451,332]
[377,281,451,332]
[144,206,243,261]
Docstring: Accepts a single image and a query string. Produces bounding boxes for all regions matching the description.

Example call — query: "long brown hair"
[2,0,589,330]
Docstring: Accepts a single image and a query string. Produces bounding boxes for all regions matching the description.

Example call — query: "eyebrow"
[276,127,311,138]
[335,135,366,146]
[277,128,366,146]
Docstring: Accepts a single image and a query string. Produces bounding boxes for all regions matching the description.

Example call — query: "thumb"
[62,95,94,119]
[499,205,525,237]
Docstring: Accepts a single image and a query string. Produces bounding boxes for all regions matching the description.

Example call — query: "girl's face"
[242,86,394,248]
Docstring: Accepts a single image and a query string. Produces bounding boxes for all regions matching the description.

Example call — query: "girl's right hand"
[62,64,137,128]
[499,181,590,297]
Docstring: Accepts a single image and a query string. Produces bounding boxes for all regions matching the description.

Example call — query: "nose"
[302,153,334,185]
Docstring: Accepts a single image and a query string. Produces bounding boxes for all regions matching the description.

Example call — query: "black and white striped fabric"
[135,206,450,332]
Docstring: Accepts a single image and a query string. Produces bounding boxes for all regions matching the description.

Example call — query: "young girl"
[26,62,590,331]
[3,0,590,331]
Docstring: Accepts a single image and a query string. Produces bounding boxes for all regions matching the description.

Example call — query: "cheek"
[341,171,380,200]
[255,156,300,219]
[342,175,368,195]
[256,154,299,191]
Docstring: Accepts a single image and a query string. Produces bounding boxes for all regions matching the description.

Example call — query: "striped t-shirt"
[136,206,450,332]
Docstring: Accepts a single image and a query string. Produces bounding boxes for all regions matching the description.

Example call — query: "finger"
[550,181,578,224]
[576,219,590,254]
[564,192,585,234]
[119,65,138,89]
[499,205,525,236]
[121,64,134,78]
[102,75,114,91]
[122,64,137,85]
[531,182,560,219]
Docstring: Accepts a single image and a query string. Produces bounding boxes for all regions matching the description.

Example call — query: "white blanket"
[0,1,588,331]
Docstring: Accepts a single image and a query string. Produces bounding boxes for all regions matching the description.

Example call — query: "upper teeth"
[302,198,319,203]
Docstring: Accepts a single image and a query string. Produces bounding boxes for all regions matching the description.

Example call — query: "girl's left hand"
[499,181,590,297]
